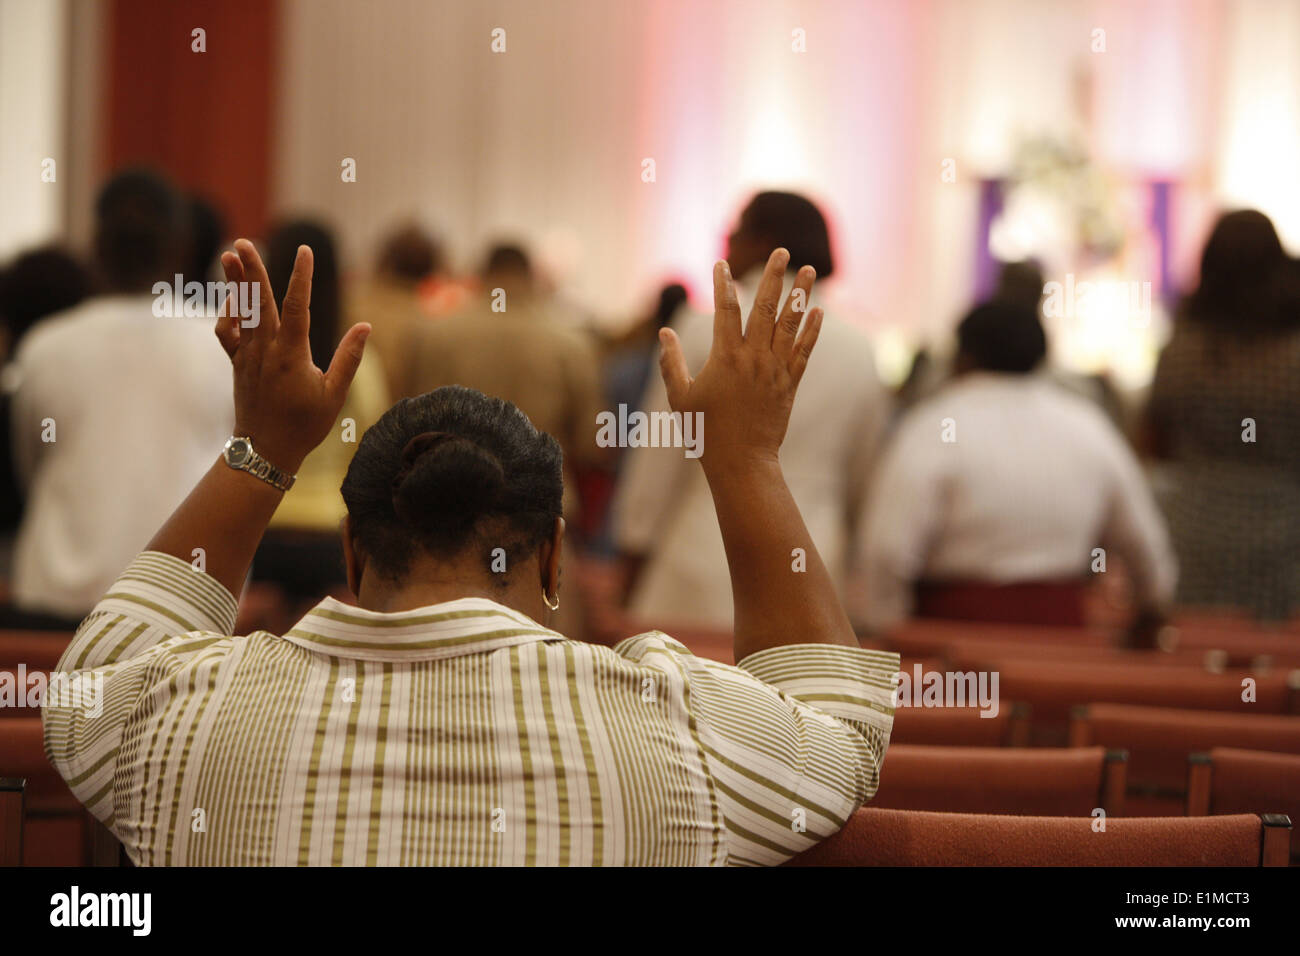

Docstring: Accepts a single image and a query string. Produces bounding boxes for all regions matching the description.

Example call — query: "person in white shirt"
[613,192,889,630]
[852,299,1176,641]
[7,169,233,621]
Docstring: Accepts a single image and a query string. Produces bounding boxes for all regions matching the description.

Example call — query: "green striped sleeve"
[43,651,166,823]
[736,644,899,739]
[57,551,238,673]
[44,550,240,827]
[625,636,900,865]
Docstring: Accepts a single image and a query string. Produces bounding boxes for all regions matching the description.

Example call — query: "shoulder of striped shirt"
[611,631,751,671]
[97,627,702,670]
[611,633,901,674]
[130,629,251,666]
[99,614,900,686]
[611,629,688,656]
[129,629,714,674]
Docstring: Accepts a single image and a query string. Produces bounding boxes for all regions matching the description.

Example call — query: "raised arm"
[45,240,367,813]
[657,248,857,659]
[144,239,369,600]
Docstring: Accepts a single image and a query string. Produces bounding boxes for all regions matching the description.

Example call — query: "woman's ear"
[341,516,365,597]
[542,516,565,600]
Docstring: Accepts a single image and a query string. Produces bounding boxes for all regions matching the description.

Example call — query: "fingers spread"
[743,247,790,350]
[279,244,314,348]
[711,260,743,350]
[234,238,279,344]
[657,327,692,409]
[324,322,370,403]
[772,265,816,360]
[214,251,244,359]
[789,307,824,387]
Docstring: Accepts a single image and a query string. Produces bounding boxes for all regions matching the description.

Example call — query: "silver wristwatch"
[222,436,296,492]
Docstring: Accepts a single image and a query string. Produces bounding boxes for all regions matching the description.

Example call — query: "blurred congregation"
[2,0,1300,870]
[7,170,1299,644]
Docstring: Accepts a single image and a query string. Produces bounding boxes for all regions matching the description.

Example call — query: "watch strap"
[242,449,295,492]
[224,436,296,492]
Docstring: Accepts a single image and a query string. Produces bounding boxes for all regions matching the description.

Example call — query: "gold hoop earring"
[542,588,560,612]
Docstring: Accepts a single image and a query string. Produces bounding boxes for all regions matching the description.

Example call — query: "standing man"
[614,193,889,629]
[7,169,233,623]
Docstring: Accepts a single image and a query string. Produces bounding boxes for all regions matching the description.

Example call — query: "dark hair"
[483,243,532,278]
[653,282,688,329]
[957,300,1047,374]
[377,224,441,282]
[740,192,835,278]
[0,247,93,348]
[94,167,185,291]
[185,194,226,285]
[342,386,563,582]
[992,259,1046,313]
[266,219,341,371]
[1183,209,1299,334]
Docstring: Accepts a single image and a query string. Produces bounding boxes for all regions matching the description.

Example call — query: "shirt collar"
[282,595,567,662]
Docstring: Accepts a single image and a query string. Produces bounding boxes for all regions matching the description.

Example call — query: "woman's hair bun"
[390,430,507,535]
[341,386,564,580]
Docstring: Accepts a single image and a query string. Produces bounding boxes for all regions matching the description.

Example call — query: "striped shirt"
[43,551,898,866]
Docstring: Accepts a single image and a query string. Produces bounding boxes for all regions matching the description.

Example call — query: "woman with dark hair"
[0,247,94,354]
[856,300,1175,639]
[251,221,390,627]
[42,240,898,865]
[1147,209,1300,620]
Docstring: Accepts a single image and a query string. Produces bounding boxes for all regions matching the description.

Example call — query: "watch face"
[226,438,252,467]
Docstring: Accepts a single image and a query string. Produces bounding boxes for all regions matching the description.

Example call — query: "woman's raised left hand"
[214,238,370,472]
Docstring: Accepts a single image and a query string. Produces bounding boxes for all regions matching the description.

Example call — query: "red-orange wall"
[105,0,278,238]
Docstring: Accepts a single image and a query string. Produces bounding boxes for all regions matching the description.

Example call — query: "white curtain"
[271,0,1299,365]
[0,0,68,262]
[272,0,934,334]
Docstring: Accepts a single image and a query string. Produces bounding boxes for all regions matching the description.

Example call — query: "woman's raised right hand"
[656,247,823,470]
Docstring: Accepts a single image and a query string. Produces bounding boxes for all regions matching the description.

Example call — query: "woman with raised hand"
[43,241,898,866]
[248,220,391,630]
[613,192,888,630]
